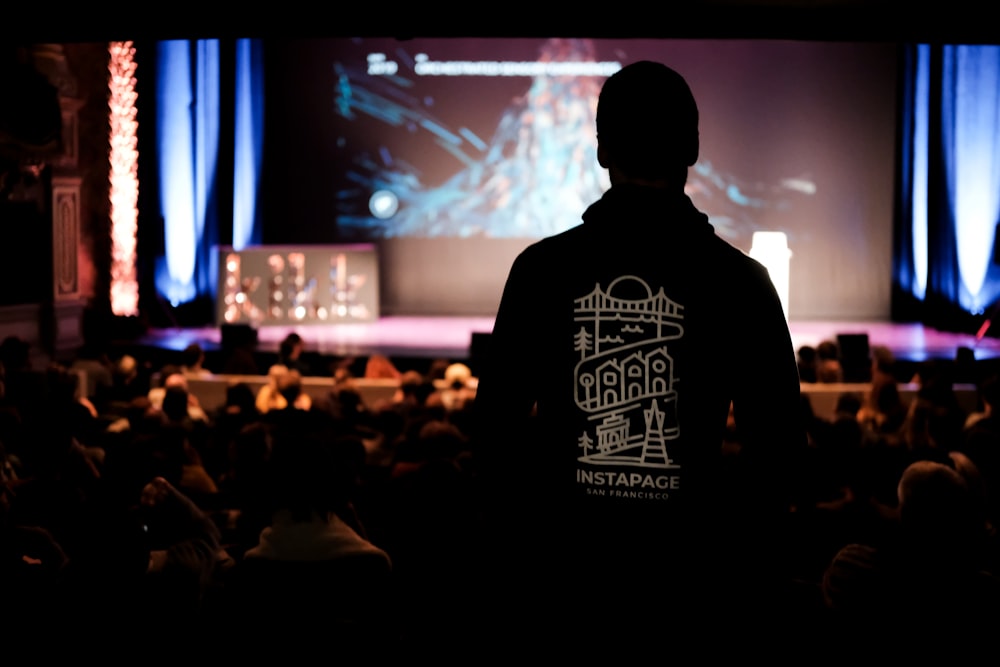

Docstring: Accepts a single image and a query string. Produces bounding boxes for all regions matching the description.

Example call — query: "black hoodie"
[472,184,807,631]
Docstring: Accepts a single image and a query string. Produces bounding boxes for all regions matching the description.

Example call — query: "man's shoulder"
[699,233,773,279]
[509,225,587,264]
[531,222,589,247]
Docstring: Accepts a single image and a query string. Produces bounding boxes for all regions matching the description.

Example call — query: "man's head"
[596,60,699,183]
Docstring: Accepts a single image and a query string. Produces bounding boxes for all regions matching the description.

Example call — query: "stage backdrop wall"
[255,38,898,319]
[217,244,379,325]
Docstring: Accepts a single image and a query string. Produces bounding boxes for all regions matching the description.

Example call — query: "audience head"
[124,396,156,431]
[44,363,80,404]
[948,450,993,526]
[416,419,468,461]
[267,364,289,386]
[276,369,304,406]
[137,424,189,489]
[116,354,138,381]
[871,344,896,379]
[160,367,185,389]
[816,340,844,383]
[897,459,988,556]
[901,397,954,452]
[977,374,1000,413]
[399,370,424,392]
[180,343,205,369]
[797,345,818,383]
[365,354,401,380]
[834,391,862,419]
[869,373,903,413]
[817,340,839,360]
[161,385,190,423]
[225,381,257,415]
[279,332,304,362]
[425,358,451,382]
[267,428,364,522]
[0,336,31,372]
[444,363,473,390]
[230,421,273,471]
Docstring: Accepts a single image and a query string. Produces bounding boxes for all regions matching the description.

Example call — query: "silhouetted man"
[473,61,807,648]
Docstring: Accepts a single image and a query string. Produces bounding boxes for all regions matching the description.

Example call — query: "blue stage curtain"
[155,39,220,307]
[233,38,264,251]
[896,43,1000,329]
[154,38,264,308]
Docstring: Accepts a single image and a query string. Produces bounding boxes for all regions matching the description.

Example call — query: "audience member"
[797,344,819,383]
[207,382,260,472]
[373,418,479,646]
[870,343,897,382]
[67,340,115,411]
[8,294,997,655]
[213,421,274,555]
[964,372,1000,430]
[152,370,211,425]
[277,332,311,376]
[106,353,150,405]
[379,369,438,425]
[791,402,897,586]
[215,423,394,652]
[816,339,845,383]
[822,459,1000,643]
[960,373,1000,528]
[0,335,32,373]
[0,336,45,420]
[255,365,310,414]
[364,353,402,380]
[220,339,260,375]
[133,475,233,639]
[180,342,214,379]
[434,362,477,412]
[856,371,908,441]
[0,437,70,632]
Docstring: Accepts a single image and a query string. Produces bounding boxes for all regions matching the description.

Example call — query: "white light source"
[749,231,791,321]
[369,189,399,219]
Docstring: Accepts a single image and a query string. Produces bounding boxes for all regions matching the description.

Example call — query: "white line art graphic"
[574,276,684,469]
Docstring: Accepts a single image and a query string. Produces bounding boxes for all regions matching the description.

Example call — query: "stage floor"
[136,316,498,360]
[133,317,1000,365]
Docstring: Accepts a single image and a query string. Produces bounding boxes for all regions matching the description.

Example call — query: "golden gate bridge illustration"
[573,275,684,469]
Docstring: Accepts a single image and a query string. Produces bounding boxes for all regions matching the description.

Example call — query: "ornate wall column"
[34,43,86,359]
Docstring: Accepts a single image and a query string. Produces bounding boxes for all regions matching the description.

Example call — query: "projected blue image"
[329,38,814,242]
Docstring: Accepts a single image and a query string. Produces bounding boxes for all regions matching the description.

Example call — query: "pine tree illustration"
[574,327,593,358]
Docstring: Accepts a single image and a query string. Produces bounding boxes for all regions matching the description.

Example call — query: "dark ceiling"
[3,2,995,46]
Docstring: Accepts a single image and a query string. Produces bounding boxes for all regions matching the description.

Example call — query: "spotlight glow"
[108,41,140,316]
[749,231,791,321]
[369,189,399,219]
